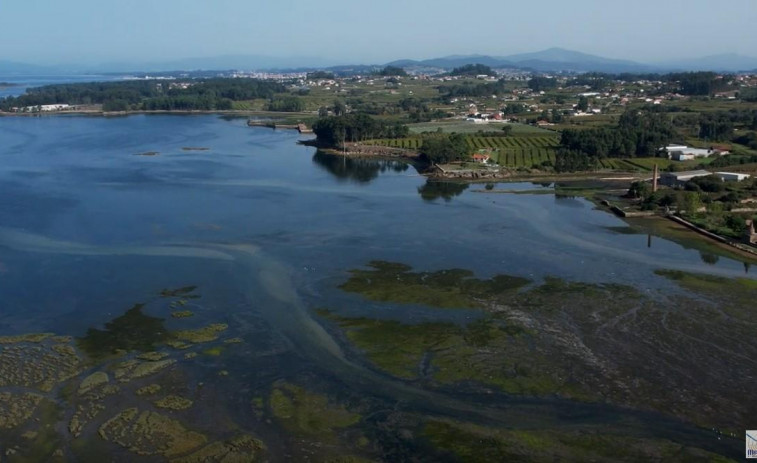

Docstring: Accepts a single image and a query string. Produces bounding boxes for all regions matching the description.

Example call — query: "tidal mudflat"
[0,115,752,461]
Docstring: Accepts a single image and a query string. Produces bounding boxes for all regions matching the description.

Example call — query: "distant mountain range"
[2,48,757,75]
[387,48,757,74]
[388,48,656,73]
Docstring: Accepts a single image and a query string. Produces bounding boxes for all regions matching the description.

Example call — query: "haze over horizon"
[1,0,755,68]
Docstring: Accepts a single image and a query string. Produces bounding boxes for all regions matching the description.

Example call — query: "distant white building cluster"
[660,170,751,186]
[11,104,71,113]
[663,144,730,161]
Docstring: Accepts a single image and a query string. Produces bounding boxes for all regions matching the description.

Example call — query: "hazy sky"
[1,0,755,65]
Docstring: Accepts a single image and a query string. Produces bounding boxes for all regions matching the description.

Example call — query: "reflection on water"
[699,251,720,265]
[417,180,469,202]
[312,150,412,183]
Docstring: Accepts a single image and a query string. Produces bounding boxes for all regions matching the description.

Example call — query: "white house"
[714,172,751,182]
[664,145,722,161]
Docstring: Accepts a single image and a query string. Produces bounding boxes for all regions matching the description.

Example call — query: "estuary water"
[0,115,752,461]
[0,74,126,99]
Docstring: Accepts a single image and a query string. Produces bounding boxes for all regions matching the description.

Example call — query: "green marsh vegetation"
[322,261,757,431]
[421,419,734,463]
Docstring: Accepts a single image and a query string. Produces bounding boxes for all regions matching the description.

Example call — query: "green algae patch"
[339,260,530,309]
[171,310,194,319]
[269,382,360,439]
[99,408,207,457]
[0,392,43,429]
[202,346,224,356]
[656,269,757,293]
[136,384,162,396]
[78,372,110,395]
[171,435,265,463]
[322,312,572,396]
[77,304,172,360]
[422,419,734,463]
[655,268,757,315]
[154,395,193,411]
[174,324,228,343]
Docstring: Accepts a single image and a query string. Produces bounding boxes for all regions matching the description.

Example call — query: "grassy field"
[364,135,560,168]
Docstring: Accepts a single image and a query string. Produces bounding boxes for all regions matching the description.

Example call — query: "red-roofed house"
[472,153,490,164]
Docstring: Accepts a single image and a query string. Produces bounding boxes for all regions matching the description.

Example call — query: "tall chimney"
[652,164,659,193]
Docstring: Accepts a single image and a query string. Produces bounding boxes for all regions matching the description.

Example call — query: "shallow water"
[0,115,752,461]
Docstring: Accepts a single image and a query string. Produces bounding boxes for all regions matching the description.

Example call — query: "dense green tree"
[449,64,495,77]
[102,99,129,112]
[419,134,469,164]
[627,181,652,200]
[527,77,558,92]
[698,113,733,141]
[376,66,408,77]
[559,110,674,159]
[268,96,305,112]
[576,96,589,112]
[312,114,409,146]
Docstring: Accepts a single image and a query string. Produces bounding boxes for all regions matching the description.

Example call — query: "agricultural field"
[364,135,561,168]
[466,136,560,167]
[407,121,556,135]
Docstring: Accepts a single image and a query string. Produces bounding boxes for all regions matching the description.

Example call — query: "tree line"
[0,78,287,111]
[311,114,409,146]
